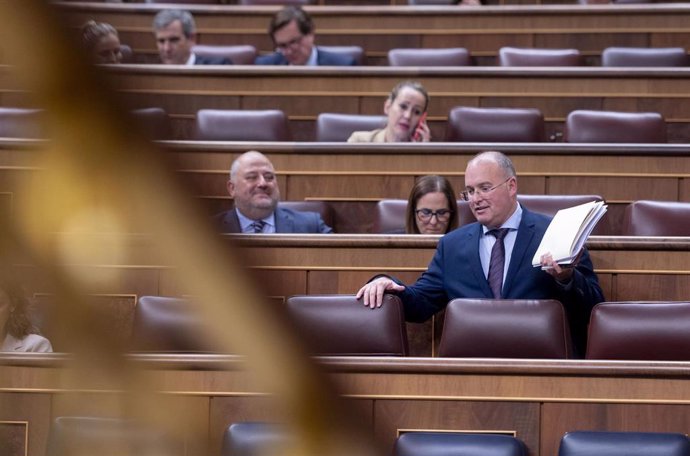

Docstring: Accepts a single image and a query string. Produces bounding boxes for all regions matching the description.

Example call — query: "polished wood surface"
[55,3,690,65]
[2,354,690,456]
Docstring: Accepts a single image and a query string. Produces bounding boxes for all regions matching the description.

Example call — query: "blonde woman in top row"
[82,20,123,64]
[348,81,431,143]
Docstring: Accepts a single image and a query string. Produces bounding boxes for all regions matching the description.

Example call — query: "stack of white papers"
[532,200,608,267]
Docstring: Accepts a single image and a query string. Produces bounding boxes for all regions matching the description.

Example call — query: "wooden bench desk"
[8,234,690,356]
[2,354,689,456]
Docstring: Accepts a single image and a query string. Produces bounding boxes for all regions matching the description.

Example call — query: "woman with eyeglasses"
[406,175,458,234]
[348,81,431,143]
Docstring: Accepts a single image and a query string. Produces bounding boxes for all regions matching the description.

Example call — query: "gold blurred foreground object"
[0,2,381,455]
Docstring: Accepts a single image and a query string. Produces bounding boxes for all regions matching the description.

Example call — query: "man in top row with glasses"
[255,6,357,66]
[356,151,605,355]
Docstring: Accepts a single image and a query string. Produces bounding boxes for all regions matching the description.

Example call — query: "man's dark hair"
[268,6,314,42]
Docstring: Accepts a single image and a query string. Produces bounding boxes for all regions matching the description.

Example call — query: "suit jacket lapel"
[224,210,241,233]
[468,224,493,297]
[274,208,293,233]
[503,209,537,297]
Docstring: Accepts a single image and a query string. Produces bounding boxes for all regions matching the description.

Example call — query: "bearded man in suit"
[214,151,332,234]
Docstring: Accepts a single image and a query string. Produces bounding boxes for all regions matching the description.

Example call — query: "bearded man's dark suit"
[213,207,332,234]
[394,208,604,354]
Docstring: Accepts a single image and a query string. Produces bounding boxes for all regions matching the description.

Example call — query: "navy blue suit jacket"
[396,208,604,354]
[254,48,356,66]
[214,207,333,234]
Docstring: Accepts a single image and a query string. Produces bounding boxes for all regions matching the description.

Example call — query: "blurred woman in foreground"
[0,276,52,352]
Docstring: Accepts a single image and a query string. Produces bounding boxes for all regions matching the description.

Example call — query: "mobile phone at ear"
[412,112,428,141]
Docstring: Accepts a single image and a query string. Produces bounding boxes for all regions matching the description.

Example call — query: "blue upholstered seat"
[558,431,690,456]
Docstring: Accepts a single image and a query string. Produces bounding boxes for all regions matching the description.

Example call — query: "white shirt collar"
[186,52,196,66]
[304,47,318,66]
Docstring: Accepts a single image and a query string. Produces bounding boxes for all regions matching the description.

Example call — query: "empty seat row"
[389,46,688,67]
[0,106,171,140]
[127,43,689,67]
[223,423,690,456]
[0,106,670,143]
[128,294,690,361]
[130,294,408,355]
[192,108,668,143]
[45,416,690,456]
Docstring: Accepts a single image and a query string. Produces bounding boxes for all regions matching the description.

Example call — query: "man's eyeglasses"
[275,35,304,53]
[460,177,512,201]
[415,208,452,222]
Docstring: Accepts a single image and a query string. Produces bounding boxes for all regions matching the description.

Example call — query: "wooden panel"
[596,273,614,303]
[51,392,125,419]
[15,265,163,297]
[541,403,690,456]
[0,421,27,456]
[547,176,679,202]
[306,270,423,295]
[0,393,52,456]
[31,294,137,353]
[50,393,210,456]
[374,400,540,455]
[3,356,690,456]
[285,175,415,200]
[0,192,12,219]
[614,274,690,302]
[209,396,374,455]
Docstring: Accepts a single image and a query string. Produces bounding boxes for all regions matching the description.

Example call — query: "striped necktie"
[487,228,510,298]
[250,220,266,233]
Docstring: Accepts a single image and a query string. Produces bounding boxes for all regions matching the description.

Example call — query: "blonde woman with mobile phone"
[348,81,430,143]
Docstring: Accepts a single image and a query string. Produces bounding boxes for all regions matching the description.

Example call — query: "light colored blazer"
[347,128,387,143]
[1,333,53,353]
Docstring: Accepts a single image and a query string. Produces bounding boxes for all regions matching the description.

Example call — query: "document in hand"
[532,200,608,267]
